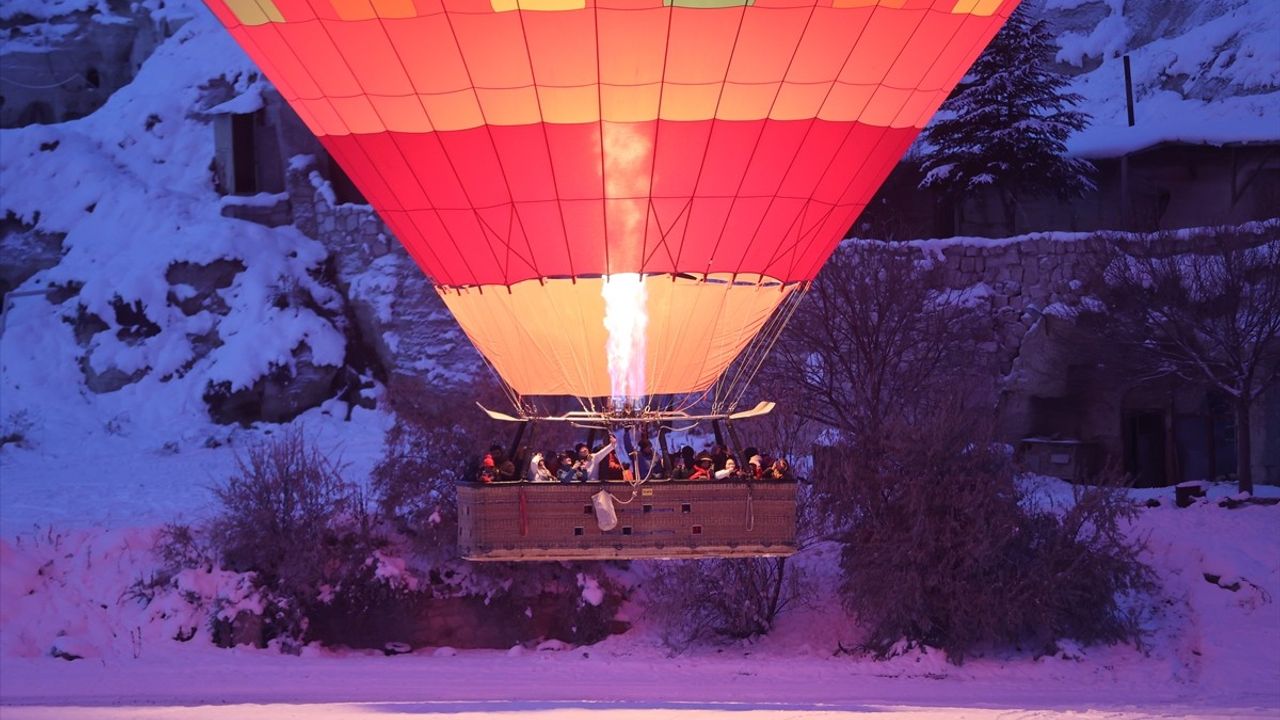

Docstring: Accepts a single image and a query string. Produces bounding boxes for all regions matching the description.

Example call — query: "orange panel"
[665,7,740,86]
[323,19,416,96]
[786,5,872,83]
[369,93,433,132]
[330,94,386,134]
[718,81,780,121]
[329,0,377,20]
[275,21,363,97]
[475,86,543,125]
[382,15,471,94]
[726,5,811,84]
[522,11,598,88]
[451,12,535,90]
[371,0,417,15]
[858,84,913,127]
[771,81,830,121]
[597,7,669,88]
[421,90,486,131]
[439,275,798,397]
[301,97,348,136]
[884,10,965,88]
[838,6,926,85]
[241,24,321,97]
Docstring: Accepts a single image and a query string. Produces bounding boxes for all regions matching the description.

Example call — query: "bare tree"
[1089,231,1280,494]
[767,242,984,448]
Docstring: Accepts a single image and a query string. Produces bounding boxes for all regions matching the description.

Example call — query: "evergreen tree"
[919,7,1094,234]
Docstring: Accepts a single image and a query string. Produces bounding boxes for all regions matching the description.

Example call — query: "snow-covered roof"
[1049,0,1280,157]
[203,82,266,116]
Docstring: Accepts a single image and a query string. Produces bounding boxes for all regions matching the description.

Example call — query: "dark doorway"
[231,112,258,194]
[17,101,55,127]
[326,154,366,205]
[1124,410,1167,487]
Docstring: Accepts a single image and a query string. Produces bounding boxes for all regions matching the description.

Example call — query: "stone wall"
[856,223,1280,484]
[286,157,483,388]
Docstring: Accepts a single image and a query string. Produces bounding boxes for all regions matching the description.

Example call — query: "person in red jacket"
[688,452,714,480]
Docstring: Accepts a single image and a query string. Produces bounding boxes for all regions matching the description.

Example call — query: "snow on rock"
[0,2,384,535]
[578,573,605,608]
[1039,0,1280,156]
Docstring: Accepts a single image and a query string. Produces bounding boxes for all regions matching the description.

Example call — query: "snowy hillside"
[1034,0,1280,155]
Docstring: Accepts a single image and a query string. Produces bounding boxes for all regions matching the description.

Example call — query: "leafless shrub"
[838,404,1155,663]
[1,410,34,448]
[370,377,508,558]
[208,428,384,640]
[643,557,804,652]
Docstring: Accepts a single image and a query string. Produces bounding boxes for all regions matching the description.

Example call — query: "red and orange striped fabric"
[206,0,1018,397]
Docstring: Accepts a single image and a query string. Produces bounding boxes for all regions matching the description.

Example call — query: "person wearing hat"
[479,453,496,483]
[747,454,764,480]
[688,452,714,480]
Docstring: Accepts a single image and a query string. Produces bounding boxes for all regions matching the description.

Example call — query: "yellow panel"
[658,83,721,122]
[330,95,385,134]
[438,275,797,397]
[717,81,778,121]
[600,84,661,123]
[371,0,416,17]
[370,94,433,133]
[831,0,903,7]
[817,82,874,123]
[329,0,376,20]
[421,90,486,131]
[954,0,1006,13]
[770,81,830,121]
[536,85,600,124]
[301,98,348,137]
[491,0,586,11]
[476,86,543,126]
[224,0,283,25]
[857,85,912,127]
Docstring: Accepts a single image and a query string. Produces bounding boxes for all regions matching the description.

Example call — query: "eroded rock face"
[204,342,340,425]
[0,214,65,296]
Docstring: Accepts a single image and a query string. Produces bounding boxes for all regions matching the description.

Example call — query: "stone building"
[1,7,176,128]
[896,230,1280,487]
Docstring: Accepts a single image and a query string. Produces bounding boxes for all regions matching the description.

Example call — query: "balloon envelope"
[206,0,1019,398]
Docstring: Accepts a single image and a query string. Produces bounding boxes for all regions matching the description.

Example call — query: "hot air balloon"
[205,0,1019,559]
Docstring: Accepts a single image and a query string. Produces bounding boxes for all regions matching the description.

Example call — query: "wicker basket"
[457,479,797,561]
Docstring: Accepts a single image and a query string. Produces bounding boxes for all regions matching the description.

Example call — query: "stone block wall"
[285,158,483,388]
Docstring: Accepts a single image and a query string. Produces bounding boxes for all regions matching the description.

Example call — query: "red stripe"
[323,119,918,286]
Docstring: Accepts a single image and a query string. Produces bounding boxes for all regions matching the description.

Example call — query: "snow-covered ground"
[2,0,1278,716]
[1,480,1277,717]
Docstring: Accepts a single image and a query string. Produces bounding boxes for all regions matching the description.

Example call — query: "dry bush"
[209,428,383,640]
[643,557,804,652]
[838,405,1155,663]
[370,377,508,557]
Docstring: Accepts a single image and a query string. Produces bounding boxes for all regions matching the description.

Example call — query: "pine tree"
[919,7,1095,234]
